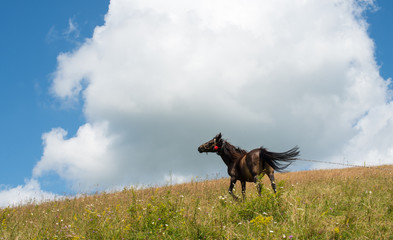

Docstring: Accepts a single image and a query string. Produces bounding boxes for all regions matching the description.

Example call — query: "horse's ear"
[216,132,222,140]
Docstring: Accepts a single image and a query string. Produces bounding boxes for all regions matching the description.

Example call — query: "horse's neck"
[220,153,233,167]
[220,142,246,166]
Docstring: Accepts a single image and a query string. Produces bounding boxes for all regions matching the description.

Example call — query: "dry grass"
[1,165,393,239]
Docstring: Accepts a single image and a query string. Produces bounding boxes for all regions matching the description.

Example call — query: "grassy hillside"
[1,165,393,239]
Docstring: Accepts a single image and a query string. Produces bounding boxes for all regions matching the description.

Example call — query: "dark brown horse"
[198,133,299,199]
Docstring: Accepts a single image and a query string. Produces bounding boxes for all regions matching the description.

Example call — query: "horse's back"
[238,155,254,182]
[242,148,262,180]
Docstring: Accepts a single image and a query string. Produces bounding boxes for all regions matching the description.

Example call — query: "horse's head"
[198,133,223,153]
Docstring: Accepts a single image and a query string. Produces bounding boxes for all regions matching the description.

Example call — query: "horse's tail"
[260,146,300,172]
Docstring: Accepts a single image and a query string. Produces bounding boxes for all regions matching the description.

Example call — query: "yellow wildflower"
[250,215,273,226]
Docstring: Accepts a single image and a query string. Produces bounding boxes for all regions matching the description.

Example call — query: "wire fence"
[297,158,393,172]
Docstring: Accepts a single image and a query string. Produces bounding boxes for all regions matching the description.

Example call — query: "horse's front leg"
[241,181,246,200]
[228,177,238,200]
[254,176,262,196]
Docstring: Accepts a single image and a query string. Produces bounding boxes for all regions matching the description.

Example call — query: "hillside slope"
[1,165,393,239]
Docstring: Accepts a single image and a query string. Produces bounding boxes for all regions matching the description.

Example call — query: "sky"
[0,0,392,207]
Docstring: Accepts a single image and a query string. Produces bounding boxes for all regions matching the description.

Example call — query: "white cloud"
[33,122,121,192]
[164,173,193,185]
[65,18,79,38]
[0,179,57,208]
[46,17,80,45]
[330,102,393,166]
[35,0,392,192]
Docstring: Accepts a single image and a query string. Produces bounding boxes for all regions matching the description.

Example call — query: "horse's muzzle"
[198,146,208,153]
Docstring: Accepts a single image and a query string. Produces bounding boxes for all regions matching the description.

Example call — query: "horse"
[198,133,299,199]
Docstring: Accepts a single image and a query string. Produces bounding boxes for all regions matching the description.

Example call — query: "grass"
[1,165,393,239]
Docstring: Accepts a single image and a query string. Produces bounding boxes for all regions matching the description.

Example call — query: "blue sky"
[368,1,393,81]
[0,1,109,193]
[0,0,392,205]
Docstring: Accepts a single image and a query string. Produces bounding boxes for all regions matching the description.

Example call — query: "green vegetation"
[1,166,393,239]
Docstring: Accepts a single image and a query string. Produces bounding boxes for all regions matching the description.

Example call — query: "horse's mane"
[221,140,248,161]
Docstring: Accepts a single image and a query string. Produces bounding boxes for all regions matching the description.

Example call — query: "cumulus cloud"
[32,122,121,192]
[0,179,57,207]
[35,0,392,192]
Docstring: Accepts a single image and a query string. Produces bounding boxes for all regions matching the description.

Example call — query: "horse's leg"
[268,172,277,193]
[241,180,246,200]
[254,176,262,196]
[228,177,238,200]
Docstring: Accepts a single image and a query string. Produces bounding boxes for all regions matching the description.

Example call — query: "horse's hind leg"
[254,176,262,196]
[268,172,277,193]
[241,180,246,200]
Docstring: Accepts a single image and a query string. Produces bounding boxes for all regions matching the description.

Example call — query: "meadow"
[1,165,392,239]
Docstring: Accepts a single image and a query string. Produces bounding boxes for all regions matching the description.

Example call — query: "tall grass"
[1,166,392,239]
